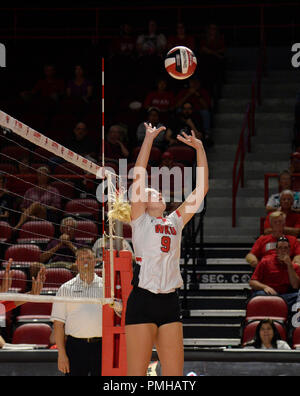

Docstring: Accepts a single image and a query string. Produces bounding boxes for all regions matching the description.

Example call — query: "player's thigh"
[125,323,157,376]
[155,321,184,376]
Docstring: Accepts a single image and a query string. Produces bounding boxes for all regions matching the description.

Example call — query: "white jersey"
[131,210,184,294]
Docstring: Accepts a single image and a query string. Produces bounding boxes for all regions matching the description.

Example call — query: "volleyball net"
[0,110,125,306]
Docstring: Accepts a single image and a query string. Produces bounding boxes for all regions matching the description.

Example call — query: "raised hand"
[31,266,46,295]
[176,130,203,150]
[144,122,166,141]
[0,258,13,293]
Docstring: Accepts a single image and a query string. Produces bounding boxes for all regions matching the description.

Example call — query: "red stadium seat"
[6,174,37,196]
[75,220,98,244]
[242,320,287,346]
[16,302,52,324]
[245,296,288,324]
[65,199,100,221]
[167,145,195,166]
[43,268,73,291]
[17,221,55,244]
[292,326,300,349]
[95,268,102,277]
[5,244,41,262]
[0,269,27,292]
[12,323,52,347]
[50,181,76,200]
[0,221,12,243]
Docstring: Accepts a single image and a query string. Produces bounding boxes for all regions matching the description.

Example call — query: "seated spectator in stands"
[136,107,170,150]
[136,19,167,58]
[143,78,175,123]
[66,65,93,103]
[68,122,97,161]
[174,78,212,144]
[136,20,167,85]
[166,101,203,146]
[245,211,300,269]
[199,23,226,101]
[289,152,300,191]
[243,319,291,350]
[30,217,86,277]
[0,172,13,223]
[21,64,65,102]
[112,23,136,58]
[167,22,196,52]
[266,170,300,212]
[249,236,300,310]
[15,166,61,229]
[104,124,129,162]
[92,233,134,265]
[264,190,300,237]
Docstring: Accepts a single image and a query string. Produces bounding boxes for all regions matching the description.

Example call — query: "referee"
[51,247,104,376]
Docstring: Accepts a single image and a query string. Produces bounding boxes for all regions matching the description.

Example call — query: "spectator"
[136,19,167,57]
[21,64,65,102]
[249,236,300,310]
[243,319,291,350]
[66,65,93,103]
[167,22,196,52]
[264,190,300,237]
[67,122,97,161]
[31,217,85,277]
[0,172,13,223]
[136,107,170,150]
[104,124,129,162]
[245,211,300,269]
[111,23,136,59]
[174,78,212,143]
[167,101,203,146]
[92,233,134,264]
[51,247,121,376]
[143,78,175,123]
[136,20,167,86]
[199,23,226,101]
[289,152,300,191]
[266,170,300,212]
[15,166,61,229]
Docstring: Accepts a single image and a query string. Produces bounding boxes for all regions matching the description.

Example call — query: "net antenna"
[0,109,119,306]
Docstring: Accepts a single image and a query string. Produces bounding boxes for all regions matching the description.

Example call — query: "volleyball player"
[110,123,208,376]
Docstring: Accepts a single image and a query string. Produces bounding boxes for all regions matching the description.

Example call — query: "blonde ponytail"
[107,191,131,224]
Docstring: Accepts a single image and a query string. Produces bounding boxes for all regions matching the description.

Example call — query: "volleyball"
[164,46,197,80]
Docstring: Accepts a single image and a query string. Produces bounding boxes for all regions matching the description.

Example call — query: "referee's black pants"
[65,335,102,376]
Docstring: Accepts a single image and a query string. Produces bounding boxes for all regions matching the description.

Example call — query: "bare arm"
[131,123,166,221]
[53,320,70,375]
[249,279,278,295]
[245,253,258,268]
[176,131,209,226]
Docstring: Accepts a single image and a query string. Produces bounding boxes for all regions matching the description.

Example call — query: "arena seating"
[12,323,52,347]
[0,269,27,293]
[16,302,53,324]
[0,221,12,243]
[74,220,98,244]
[245,296,289,324]
[17,221,55,244]
[65,198,100,221]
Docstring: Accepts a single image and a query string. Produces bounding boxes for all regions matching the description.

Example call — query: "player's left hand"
[144,122,166,141]
[177,130,203,150]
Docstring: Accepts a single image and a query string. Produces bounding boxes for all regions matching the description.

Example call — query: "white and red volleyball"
[164,46,197,80]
